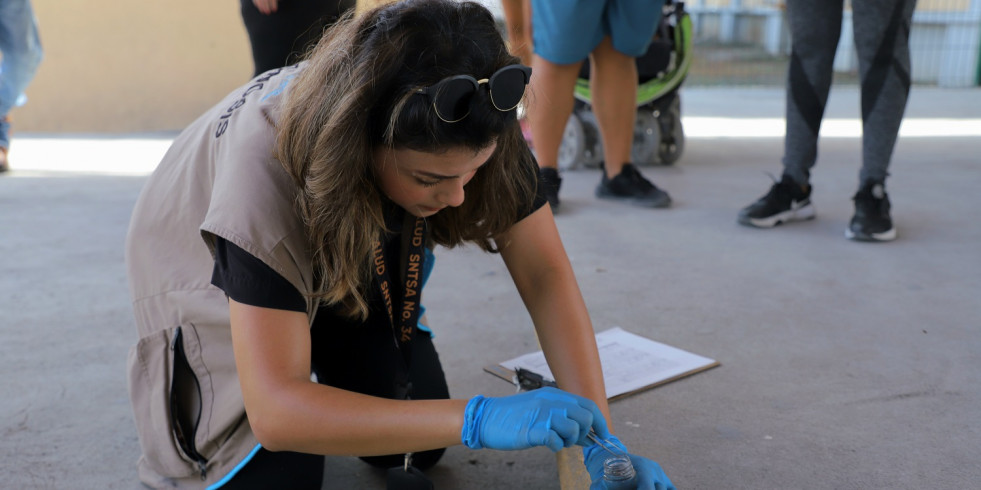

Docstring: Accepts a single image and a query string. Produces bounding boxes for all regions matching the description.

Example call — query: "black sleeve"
[517,156,549,221]
[211,237,307,312]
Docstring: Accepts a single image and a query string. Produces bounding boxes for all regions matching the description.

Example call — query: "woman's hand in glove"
[460,387,609,452]
[583,434,675,490]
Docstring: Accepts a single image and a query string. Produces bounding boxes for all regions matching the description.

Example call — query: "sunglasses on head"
[416,64,532,123]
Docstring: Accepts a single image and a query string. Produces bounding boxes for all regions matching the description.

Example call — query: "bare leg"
[501,0,532,65]
[526,54,583,170]
[588,36,637,178]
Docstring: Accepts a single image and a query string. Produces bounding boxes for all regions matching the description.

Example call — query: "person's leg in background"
[240,0,355,78]
[500,0,535,149]
[591,0,670,208]
[781,0,843,186]
[525,57,581,210]
[845,0,915,241]
[737,0,842,228]
[501,0,532,66]
[590,37,638,182]
[0,0,43,173]
[526,0,601,210]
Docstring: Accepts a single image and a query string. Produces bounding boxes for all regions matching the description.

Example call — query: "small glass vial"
[603,455,638,487]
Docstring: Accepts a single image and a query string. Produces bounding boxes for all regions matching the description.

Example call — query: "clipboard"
[484,327,720,400]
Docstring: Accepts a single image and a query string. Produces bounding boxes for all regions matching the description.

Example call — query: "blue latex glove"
[583,435,675,490]
[461,386,609,452]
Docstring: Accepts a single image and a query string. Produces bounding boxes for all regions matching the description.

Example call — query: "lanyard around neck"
[371,213,427,397]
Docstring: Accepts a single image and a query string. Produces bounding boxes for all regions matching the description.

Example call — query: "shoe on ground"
[738,174,814,228]
[846,181,896,242]
[540,166,561,211]
[595,163,671,208]
[0,147,8,173]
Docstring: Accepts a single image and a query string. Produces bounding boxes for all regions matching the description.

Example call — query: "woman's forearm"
[514,264,611,423]
[497,208,612,425]
[250,379,468,455]
[230,299,468,455]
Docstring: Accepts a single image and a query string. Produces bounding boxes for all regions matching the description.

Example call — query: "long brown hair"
[276,0,537,320]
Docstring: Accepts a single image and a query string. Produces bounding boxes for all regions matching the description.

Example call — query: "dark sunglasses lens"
[434,79,476,121]
[490,68,528,110]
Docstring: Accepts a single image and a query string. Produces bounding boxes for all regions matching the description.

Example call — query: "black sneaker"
[738,174,815,228]
[540,166,562,211]
[846,181,896,241]
[595,163,671,208]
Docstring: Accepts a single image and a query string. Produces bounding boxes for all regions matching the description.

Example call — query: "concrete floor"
[1,86,979,489]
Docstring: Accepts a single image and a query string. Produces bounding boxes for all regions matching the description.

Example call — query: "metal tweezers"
[512,367,624,456]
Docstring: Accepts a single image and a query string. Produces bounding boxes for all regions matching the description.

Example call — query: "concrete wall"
[16,0,253,133]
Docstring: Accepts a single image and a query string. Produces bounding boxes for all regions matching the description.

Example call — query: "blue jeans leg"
[0,0,44,149]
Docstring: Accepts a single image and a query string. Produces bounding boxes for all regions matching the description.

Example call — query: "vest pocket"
[128,325,212,480]
[171,326,209,480]
[128,327,200,479]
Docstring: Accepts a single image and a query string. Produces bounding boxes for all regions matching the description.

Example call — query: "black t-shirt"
[211,238,307,312]
[211,205,412,316]
[210,170,547,314]
[213,225,406,314]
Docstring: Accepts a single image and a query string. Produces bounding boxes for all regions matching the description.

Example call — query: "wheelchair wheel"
[632,108,661,166]
[557,112,586,171]
[578,109,604,168]
[657,96,684,165]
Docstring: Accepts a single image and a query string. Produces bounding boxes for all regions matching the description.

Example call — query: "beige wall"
[16,0,253,133]
[14,0,501,133]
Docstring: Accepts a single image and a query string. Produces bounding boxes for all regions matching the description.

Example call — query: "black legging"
[219,448,325,490]
[219,322,450,489]
[782,0,916,186]
[239,0,356,77]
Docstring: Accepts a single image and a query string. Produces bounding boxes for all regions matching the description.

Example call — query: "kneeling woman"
[124,1,673,488]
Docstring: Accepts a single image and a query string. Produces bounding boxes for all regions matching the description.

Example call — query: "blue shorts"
[530,0,665,64]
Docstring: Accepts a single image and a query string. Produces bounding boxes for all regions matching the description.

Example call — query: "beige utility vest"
[124,64,318,489]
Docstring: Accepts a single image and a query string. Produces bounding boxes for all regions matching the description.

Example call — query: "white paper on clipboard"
[491,327,719,400]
